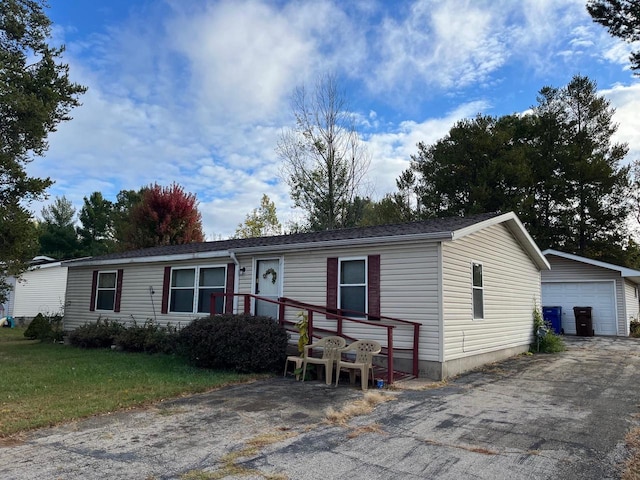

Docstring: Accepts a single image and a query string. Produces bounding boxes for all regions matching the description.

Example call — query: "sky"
[29,0,640,239]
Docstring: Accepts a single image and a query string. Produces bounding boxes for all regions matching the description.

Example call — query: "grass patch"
[346,423,385,439]
[0,328,258,437]
[181,428,296,479]
[325,390,393,426]
[623,426,640,480]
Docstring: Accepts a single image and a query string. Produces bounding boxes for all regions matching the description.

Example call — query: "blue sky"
[30,0,640,238]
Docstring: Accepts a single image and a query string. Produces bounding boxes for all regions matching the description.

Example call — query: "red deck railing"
[210,293,420,384]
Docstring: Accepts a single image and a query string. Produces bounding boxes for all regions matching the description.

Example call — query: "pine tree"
[0,0,86,299]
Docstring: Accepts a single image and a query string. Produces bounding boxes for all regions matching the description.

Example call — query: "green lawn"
[0,327,258,436]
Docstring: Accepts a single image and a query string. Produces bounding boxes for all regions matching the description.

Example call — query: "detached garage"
[542,250,640,336]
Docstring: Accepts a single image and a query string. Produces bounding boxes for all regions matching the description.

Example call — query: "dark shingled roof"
[69,212,503,264]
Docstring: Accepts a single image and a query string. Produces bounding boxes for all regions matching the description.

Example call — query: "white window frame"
[169,265,227,314]
[338,256,368,317]
[95,270,118,312]
[472,261,484,320]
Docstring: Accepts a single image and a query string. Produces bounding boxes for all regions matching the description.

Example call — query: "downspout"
[437,241,445,380]
[229,250,241,314]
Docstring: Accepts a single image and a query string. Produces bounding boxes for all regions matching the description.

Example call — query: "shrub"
[630,318,640,338]
[24,313,63,342]
[178,314,289,373]
[114,320,178,354]
[536,331,565,353]
[532,306,565,353]
[68,319,125,349]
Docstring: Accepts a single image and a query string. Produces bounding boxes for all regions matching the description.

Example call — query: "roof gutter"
[63,231,455,268]
[63,250,231,268]
[233,231,454,254]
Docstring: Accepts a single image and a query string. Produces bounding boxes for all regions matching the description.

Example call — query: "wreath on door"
[262,268,277,284]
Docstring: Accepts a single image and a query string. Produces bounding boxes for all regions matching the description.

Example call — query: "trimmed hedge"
[178,314,289,373]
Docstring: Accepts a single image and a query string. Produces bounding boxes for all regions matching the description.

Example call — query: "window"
[472,262,484,319]
[339,258,366,317]
[95,271,117,311]
[169,266,226,314]
[197,267,226,313]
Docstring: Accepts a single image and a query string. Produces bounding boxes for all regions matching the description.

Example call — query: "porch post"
[244,294,251,314]
[413,324,420,378]
[387,326,394,385]
[307,310,314,342]
[278,299,286,327]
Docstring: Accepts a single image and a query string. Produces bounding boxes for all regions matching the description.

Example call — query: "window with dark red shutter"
[367,255,381,320]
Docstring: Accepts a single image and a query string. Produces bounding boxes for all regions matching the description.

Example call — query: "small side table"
[284,355,304,380]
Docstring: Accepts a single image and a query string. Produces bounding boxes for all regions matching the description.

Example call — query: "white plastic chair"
[335,340,381,390]
[301,336,346,385]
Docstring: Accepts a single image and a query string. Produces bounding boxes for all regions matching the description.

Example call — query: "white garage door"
[541,281,617,336]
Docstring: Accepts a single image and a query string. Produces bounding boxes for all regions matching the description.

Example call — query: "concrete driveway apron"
[1,336,639,479]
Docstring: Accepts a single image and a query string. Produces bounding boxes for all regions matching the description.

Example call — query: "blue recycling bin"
[1,316,14,328]
[542,306,562,335]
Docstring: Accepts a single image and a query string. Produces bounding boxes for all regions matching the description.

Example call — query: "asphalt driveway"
[1,336,639,479]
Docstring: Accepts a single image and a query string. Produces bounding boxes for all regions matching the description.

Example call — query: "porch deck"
[215,293,421,385]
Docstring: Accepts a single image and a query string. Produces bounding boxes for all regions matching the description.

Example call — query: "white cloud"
[601,83,640,164]
[364,100,490,198]
[371,0,509,94]
[26,0,640,241]
[166,0,367,126]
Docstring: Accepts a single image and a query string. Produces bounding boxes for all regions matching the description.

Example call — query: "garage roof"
[543,249,640,283]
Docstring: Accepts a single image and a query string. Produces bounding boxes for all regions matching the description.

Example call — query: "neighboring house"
[541,249,640,336]
[63,212,548,380]
[0,275,16,318]
[11,257,68,322]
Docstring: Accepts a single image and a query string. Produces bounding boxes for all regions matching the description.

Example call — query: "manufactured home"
[63,212,548,380]
[3,256,67,324]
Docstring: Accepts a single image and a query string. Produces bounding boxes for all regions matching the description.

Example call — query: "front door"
[255,259,280,319]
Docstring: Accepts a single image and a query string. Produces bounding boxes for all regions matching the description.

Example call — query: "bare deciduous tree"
[277,74,370,231]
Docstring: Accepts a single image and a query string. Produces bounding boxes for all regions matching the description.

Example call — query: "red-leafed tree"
[124,183,205,249]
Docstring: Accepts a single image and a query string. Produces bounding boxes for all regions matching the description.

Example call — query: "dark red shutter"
[326,257,338,318]
[225,263,236,314]
[368,255,381,320]
[114,269,124,312]
[161,266,171,314]
[89,270,98,312]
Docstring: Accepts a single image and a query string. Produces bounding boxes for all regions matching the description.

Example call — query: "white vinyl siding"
[12,264,68,318]
[441,223,541,361]
[281,242,441,362]
[65,245,440,360]
[541,256,628,336]
[237,257,254,314]
[64,258,232,330]
[625,280,640,335]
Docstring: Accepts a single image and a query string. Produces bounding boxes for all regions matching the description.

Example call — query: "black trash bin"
[573,306,594,336]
